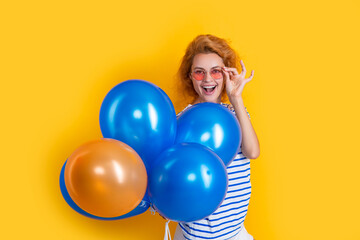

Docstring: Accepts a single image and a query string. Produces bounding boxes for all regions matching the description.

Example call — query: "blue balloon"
[99,80,177,170]
[176,102,241,166]
[59,161,150,220]
[148,143,228,222]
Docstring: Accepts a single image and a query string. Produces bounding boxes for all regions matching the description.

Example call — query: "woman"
[174,34,260,240]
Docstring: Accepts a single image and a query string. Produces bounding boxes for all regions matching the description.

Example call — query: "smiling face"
[190,53,225,104]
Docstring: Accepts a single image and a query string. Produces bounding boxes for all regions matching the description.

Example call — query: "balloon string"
[164,220,171,240]
[150,205,156,215]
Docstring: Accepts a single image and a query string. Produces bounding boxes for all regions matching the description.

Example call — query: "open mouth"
[202,85,216,95]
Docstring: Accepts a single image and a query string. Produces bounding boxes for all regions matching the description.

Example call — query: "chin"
[199,96,221,103]
[195,88,222,103]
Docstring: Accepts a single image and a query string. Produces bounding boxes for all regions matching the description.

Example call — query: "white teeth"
[203,86,216,93]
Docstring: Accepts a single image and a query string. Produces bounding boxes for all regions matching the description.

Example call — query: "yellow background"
[1,0,359,239]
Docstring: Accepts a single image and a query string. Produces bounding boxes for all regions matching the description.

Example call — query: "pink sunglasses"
[190,67,224,81]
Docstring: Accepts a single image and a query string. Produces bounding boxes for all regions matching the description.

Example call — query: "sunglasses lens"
[210,69,223,79]
[193,71,205,81]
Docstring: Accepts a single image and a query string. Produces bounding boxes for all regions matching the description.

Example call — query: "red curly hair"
[177,34,240,103]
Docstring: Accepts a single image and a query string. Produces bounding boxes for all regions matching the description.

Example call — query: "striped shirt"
[177,103,252,240]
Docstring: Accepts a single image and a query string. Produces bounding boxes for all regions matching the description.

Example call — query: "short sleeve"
[221,103,251,120]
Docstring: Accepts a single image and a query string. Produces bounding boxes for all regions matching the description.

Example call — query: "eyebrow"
[193,66,223,70]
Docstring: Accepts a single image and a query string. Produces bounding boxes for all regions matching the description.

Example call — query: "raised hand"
[223,60,254,101]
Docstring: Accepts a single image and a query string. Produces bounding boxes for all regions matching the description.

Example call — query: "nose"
[203,72,214,82]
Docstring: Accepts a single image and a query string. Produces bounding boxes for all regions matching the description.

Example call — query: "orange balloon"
[64,138,147,218]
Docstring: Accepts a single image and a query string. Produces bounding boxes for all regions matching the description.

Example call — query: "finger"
[223,67,239,75]
[240,60,246,77]
[228,70,237,81]
[222,68,231,82]
[245,70,255,82]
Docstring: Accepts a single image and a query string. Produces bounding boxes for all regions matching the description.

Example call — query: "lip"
[201,85,217,95]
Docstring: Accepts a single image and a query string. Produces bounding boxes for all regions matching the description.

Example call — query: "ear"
[188,72,192,79]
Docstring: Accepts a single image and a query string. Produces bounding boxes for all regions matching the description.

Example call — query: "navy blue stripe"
[227,186,252,194]
[228,180,250,188]
[205,209,247,225]
[224,228,243,240]
[212,203,249,215]
[232,156,247,162]
[227,162,250,169]
[181,220,244,239]
[219,197,251,209]
[228,168,250,175]
[182,225,242,240]
[224,191,251,201]
[193,214,246,228]
[228,174,250,181]
[185,222,243,237]
[185,222,241,234]
[204,209,247,223]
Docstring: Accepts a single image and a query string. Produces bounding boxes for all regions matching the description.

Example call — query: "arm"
[231,98,260,159]
[223,60,260,159]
